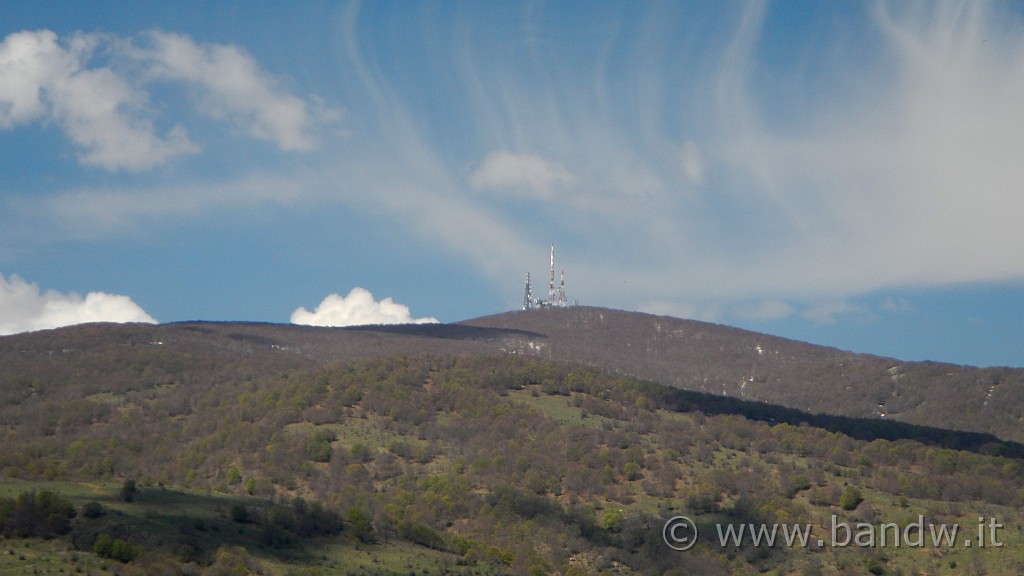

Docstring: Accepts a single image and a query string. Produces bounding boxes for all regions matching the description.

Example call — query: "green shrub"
[226,465,242,485]
[784,475,812,499]
[93,533,114,557]
[81,500,105,519]
[94,533,141,561]
[840,487,863,511]
[119,479,138,502]
[346,506,377,543]
[349,442,373,463]
[0,490,76,538]
[230,503,251,523]
[597,508,624,532]
[623,462,643,481]
[305,430,337,462]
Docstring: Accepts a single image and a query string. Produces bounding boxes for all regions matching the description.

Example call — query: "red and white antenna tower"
[522,243,570,309]
[547,243,557,305]
[522,272,533,311]
[558,269,566,306]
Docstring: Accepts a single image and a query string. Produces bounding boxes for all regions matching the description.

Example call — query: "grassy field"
[0,538,108,575]
[0,478,495,576]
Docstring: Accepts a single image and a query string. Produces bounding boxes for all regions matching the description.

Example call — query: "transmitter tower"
[522,243,570,310]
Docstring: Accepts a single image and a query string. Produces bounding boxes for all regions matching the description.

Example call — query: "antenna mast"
[547,243,557,305]
[558,269,566,306]
[520,242,570,310]
[522,272,533,310]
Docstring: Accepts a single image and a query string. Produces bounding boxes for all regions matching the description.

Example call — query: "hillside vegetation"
[4,306,1024,444]
[464,307,1024,443]
[1,321,1024,574]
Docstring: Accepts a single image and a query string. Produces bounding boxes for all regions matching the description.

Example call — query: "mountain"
[2,309,1024,575]
[3,305,1022,445]
[461,307,1024,443]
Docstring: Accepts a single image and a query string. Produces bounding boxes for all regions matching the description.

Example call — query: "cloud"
[0,28,336,171]
[128,31,335,151]
[469,151,574,199]
[638,300,723,323]
[880,297,916,315]
[0,273,156,335]
[7,4,1024,332]
[0,30,61,127]
[679,140,705,187]
[442,1,1024,311]
[732,300,794,322]
[290,287,438,327]
[0,29,199,170]
[38,170,319,238]
[699,2,1024,297]
[801,302,869,325]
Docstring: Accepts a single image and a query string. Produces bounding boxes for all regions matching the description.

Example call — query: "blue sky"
[2,1,1024,368]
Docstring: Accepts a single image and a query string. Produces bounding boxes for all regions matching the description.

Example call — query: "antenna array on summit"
[522,243,569,310]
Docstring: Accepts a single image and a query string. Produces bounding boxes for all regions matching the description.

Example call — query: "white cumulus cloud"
[0,28,337,171]
[127,30,330,151]
[0,29,199,171]
[0,273,157,335]
[290,287,438,327]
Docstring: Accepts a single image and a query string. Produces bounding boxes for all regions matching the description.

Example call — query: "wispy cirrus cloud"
[732,300,794,322]
[701,1,1024,298]
[802,302,871,325]
[35,171,320,238]
[5,2,1024,336]
[469,151,574,199]
[322,1,1024,318]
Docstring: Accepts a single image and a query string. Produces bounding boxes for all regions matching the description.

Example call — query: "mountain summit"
[3,305,1020,442]
[463,307,1024,443]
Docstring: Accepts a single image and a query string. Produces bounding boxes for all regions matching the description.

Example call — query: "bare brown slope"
[460,307,1024,443]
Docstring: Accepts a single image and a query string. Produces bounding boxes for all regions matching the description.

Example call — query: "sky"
[2,1,1024,367]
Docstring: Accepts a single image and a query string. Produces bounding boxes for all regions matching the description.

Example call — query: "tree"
[94,533,114,557]
[226,465,242,485]
[783,474,811,499]
[110,538,142,562]
[347,506,377,543]
[230,503,251,524]
[598,508,624,532]
[82,501,105,519]
[120,479,138,502]
[0,490,76,538]
[623,462,643,481]
[305,430,336,462]
[840,487,863,511]
[95,533,142,562]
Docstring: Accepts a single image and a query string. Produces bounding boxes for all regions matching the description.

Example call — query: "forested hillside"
[1,326,1023,574]
[463,307,1024,443]
[5,306,1024,445]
